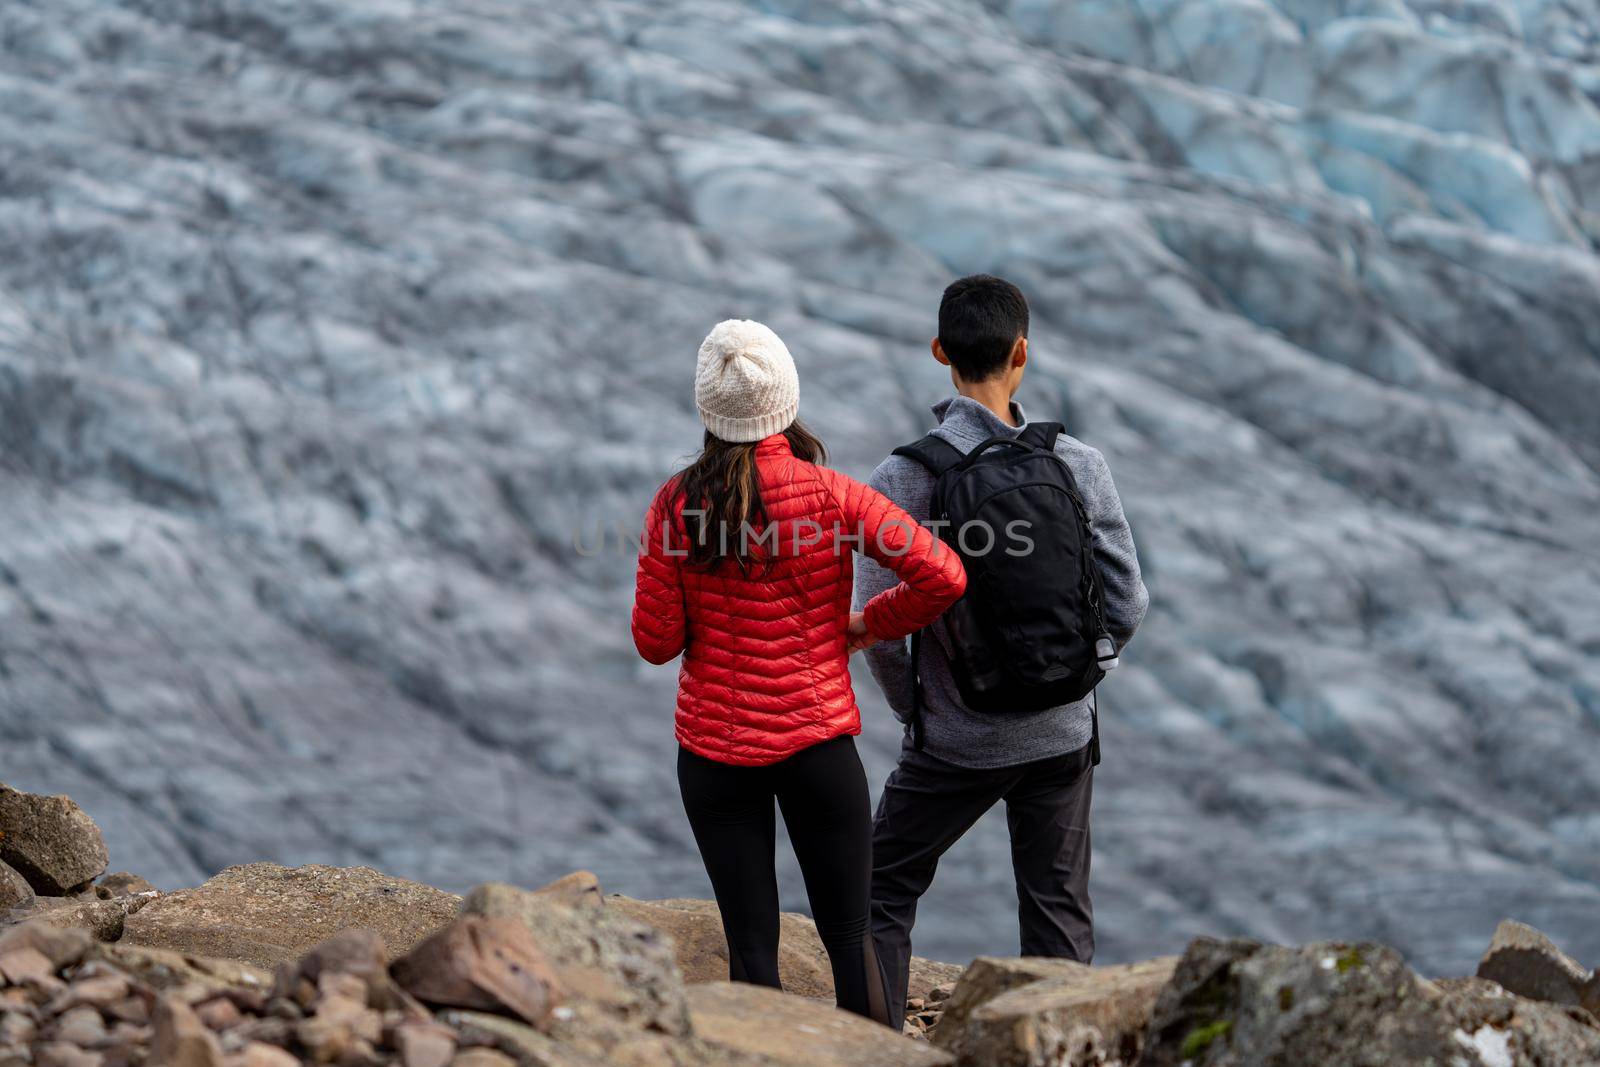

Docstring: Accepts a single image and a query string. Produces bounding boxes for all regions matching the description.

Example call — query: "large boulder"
[0,786,109,896]
[686,981,953,1067]
[612,896,963,1005]
[932,956,1176,1067]
[1476,919,1595,1011]
[1141,938,1600,1066]
[462,878,689,1036]
[120,863,459,968]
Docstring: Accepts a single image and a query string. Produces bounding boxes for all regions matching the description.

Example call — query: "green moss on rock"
[1180,1019,1233,1058]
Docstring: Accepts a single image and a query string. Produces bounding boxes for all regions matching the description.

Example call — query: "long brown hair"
[673,420,827,570]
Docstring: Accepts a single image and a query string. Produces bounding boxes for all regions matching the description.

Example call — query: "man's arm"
[1067,444,1149,648]
[852,455,933,721]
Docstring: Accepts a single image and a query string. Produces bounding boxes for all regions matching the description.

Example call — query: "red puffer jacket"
[632,434,967,765]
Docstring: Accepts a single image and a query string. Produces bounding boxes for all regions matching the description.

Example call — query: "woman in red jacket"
[633,319,966,1027]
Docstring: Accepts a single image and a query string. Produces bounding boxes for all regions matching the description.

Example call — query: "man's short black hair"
[937,274,1029,382]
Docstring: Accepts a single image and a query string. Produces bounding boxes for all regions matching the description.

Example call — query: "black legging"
[677,734,895,1027]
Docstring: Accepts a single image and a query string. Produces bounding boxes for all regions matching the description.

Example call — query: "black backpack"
[893,422,1118,758]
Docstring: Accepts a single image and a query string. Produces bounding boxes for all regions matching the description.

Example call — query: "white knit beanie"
[694,319,800,443]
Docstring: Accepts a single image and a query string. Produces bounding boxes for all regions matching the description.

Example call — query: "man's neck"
[956,381,1017,427]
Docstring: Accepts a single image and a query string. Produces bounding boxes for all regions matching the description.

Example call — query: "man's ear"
[1012,336,1028,371]
[931,337,951,367]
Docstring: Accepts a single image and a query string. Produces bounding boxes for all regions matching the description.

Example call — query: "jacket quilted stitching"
[633,433,967,765]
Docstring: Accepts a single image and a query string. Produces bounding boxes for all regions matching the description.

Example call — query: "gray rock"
[461,880,689,1036]
[94,874,156,900]
[0,862,33,912]
[20,895,150,942]
[1476,919,1594,1009]
[0,788,108,897]
[686,981,953,1067]
[933,956,1176,1067]
[1142,937,1600,1066]
[390,915,561,1028]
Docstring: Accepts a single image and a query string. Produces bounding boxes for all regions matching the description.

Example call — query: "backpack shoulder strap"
[891,433,967,477]
[1018,420,1065,451]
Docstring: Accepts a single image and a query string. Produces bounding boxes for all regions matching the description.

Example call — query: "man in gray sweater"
[854,275,1149,1016]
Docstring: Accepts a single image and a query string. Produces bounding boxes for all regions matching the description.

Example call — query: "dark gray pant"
[870,742,1095,1014]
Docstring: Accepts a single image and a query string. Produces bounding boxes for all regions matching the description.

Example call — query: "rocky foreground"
[6,786,1600,1065]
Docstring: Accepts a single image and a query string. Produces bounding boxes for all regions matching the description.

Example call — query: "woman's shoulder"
[784,460,888,518]
[646,473,687,518]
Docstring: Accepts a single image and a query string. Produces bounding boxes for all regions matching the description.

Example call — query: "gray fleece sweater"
[854,395,1150,769]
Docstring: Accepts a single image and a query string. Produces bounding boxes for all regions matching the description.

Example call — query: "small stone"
[318,993,378,1035]
[22,973,68,1001]
[0,923,93,969]
[448,1052,515,1067]
[0,1009,39,1045]
[905,996,925,1011]
[229,1016,293,1047]
[51,1004,107,1047]
[106,996,150,1024]
[34,1042,103,1067]
[263,997,302,1020]
[317,972,369,1008]
[529,871,603,912]
[0,862,33,911]
[46,975,130,1014]
[926,983,954,1004]
[95,875,156,899]
[335,1036,385,1066]
[396,1021,457,1067]
[222,988,266,1017]
[101,1020,151,1056]
[296,994,381,1062]
[1476,919,1593,1008]
[286,974,318,1011]
[0,947,56,985]
[195,996,244,1031]
[224,1043,301,1067]
[300,930,388,990]
[152,995,224,1067]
